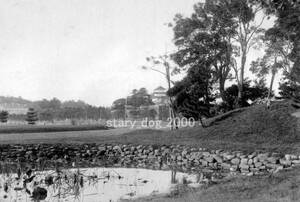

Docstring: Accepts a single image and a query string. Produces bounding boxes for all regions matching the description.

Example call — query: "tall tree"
[258,0,300,100]
[227,0,266,105]
[170,1,236,102]
[142,55,178,129]
[250,32,293,99]
[111,98,126,120]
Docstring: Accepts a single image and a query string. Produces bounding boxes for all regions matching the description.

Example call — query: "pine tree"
[0,111,9,123]
[26,108,38,125]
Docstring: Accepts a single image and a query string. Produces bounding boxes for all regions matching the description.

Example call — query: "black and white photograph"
[0,0,299,201]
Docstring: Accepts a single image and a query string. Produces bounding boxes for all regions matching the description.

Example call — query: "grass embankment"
[104,101,300,154]
[0,124,109,134]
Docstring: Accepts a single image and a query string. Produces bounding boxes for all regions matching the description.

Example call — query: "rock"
[230,165,238,172]
[267,157,279,164]
[182,150,188,156]
[177,155,183,161]
[205,156,215,163]
[250,168,259,172]
[221,163,231,170]
[170,154,177,160]
[285,154,291,161]
[265,163,278,169]
[257,153,269,162]
[240,164,250,170]
[248,152,257,159]
[193,160,200,165]
[154,149,160,156]
[258,166,266,170]
[212,155,223,163]
[113,145,121,152]
[223,154,235,160]
[273,165,284,173]
[231,158,240,165]
[254,162,263,168]
[202,152,210,157]
[246,172,254,176]
[279,159,292,166]
[216,149,223,154]
[200,159,208,166]
[292,160,300,164]
[98,146,106,151]
[240,158,248,165]
[235,152,244,157]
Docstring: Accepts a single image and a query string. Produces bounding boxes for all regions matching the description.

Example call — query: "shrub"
[0,111,9,123]
[26,108,38,125]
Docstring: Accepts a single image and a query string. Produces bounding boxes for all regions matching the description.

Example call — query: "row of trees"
[31,98,112,121]
[0,98,112,123]
[142,0,299,123]
[0,108,38,124]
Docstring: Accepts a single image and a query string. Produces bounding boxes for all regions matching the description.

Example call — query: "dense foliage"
[222,80,269,110]
[164,0,299,117]
[167,64,214,119]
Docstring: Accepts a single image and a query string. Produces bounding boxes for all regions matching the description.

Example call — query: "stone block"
[231,158,240,165]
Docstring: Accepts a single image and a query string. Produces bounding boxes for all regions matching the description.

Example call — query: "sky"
[0,0,274,107]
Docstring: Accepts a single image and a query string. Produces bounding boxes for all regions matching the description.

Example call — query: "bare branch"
[246,15,266,44]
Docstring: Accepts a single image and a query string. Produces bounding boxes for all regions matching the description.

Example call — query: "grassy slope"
[104,101,300,154]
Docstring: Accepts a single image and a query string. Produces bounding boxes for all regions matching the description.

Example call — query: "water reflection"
[0,166,202,202]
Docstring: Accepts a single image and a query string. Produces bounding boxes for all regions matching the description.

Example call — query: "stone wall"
[0,144,299,175]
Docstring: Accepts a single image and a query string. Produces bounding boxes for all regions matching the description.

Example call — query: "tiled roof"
[154,86,166,91]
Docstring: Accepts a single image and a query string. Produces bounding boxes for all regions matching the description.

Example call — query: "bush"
[26,108,38,125]
[0,111,9,123]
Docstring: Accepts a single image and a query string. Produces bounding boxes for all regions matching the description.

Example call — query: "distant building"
[124,86,170,120]
[151,86,169,105]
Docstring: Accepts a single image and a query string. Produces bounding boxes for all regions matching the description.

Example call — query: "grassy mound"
[115,100,300,153]
[207,101,299,144]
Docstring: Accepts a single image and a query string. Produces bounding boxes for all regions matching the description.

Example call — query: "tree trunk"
[268,58,277,99]
[237,45,247,107]
[166,65,177,130]
[219,78,226,102]
[268,71,276,99]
